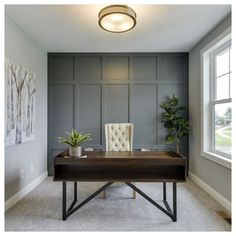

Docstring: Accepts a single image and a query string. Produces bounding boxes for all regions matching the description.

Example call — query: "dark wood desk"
[53,150,187,221]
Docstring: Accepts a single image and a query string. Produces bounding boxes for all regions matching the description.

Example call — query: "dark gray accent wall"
[48,53,188,174]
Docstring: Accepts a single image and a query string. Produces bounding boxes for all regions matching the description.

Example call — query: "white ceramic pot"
[69,146,81,157]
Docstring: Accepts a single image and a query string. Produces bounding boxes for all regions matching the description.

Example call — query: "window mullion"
[211,53,216,101]
[210,52,217,153]
[212,98,232,105]
[215,71,230,79]
[211,102,215,153]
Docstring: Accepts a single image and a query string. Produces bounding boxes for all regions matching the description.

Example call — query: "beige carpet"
[5,177,231,231]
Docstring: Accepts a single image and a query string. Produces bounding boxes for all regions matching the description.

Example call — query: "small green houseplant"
[58,129,91,157]
[160,94,190,154]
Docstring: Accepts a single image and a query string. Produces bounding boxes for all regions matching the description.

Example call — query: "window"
[211,42,232,157]
[201,28,231,169]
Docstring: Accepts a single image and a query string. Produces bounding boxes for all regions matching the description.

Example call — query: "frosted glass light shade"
[98,5,136,33]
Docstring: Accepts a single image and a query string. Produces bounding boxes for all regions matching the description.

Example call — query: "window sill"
[202,151,231,169]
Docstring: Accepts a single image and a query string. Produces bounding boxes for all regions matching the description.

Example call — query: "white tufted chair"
[102,123,136,199]
[105,123,133,152]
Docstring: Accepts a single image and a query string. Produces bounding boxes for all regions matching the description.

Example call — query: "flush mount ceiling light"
[98,5,137,33]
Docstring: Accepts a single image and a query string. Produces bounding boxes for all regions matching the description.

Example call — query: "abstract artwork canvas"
[5,58,36,146]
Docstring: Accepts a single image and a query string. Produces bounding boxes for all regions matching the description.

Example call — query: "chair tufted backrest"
[105,123,133,151]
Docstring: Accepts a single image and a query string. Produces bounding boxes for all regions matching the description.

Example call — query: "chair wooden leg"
[133,190,136,199]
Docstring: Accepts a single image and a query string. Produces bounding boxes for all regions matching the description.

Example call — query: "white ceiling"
[5,5,231,52]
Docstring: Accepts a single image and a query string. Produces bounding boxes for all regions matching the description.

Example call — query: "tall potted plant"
[58,129,91,157]
[160,94,190,154]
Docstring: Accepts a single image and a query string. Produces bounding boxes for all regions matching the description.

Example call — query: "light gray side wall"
[189,14,231,201]
[5,15,47,201]
[48,53,189,174]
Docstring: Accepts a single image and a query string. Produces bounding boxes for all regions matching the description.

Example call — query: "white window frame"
[201,27,231,169]
[210,41,231,158]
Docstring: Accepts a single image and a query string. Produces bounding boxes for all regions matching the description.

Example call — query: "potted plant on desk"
[58,129,91,157]
[160,94,191,154]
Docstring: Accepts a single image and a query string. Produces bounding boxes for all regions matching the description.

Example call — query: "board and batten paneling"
[104,56,129,80]
[133,85,157,147]
[51,84,74,148]
[78,56,102,81]
[106,84,129,123]
[133,56,157,80]
[78,84,102,146]
[52,56,74,80]
[48,53,188,174]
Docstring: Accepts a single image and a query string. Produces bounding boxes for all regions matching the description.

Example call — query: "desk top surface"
[53,150,187,182]
[54,150,186,165]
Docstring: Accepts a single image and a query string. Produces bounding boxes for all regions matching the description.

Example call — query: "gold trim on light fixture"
[98,5,137,33]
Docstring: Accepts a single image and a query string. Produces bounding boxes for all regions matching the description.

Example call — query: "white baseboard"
[189,171,231,213]
[5,171,48,211]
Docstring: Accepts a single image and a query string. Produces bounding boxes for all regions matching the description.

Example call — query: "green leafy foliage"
[58,129,91,147]
[160,94,190,152]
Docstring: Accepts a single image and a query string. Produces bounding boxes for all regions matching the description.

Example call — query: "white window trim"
[210,41,231,160]
[200,27,231,169]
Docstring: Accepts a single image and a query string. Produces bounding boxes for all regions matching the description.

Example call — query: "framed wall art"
[5,58,36,146]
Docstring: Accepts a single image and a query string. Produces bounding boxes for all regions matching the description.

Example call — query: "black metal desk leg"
[67,182,78,213]
[163,182,166,201]
[62,182,67,221]
[172,182,177,222]
[74,182,77,201]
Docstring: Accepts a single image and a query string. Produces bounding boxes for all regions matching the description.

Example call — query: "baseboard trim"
[189,171,231,213]
[5,171,48,211]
